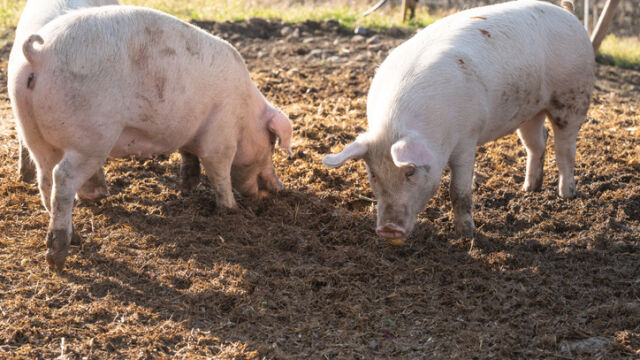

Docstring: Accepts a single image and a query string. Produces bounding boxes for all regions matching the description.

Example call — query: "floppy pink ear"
[390,136,433,168]
[268,111,293,156]
[323,135,369,168]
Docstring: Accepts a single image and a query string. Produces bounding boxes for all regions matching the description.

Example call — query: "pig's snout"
[376,224,406,239]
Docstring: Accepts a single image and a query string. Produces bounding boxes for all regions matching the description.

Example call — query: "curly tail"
[561,0,575,13]
[22,34,44,64]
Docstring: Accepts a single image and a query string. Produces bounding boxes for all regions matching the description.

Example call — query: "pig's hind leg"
[517,111,548,192]
[18,139,36,183]
[46,150,106,271]
[545,94,589,199]
[178,150,201,192]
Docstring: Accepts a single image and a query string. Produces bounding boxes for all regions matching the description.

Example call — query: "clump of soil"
[0,19,638,359]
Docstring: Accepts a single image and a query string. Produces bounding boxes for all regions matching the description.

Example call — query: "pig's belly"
[478,104,545,145]
[109,127,182,157]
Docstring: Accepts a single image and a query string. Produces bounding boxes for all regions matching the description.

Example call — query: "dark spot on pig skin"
[154,74,166,102]
[470,16,487,20]
[185,39,201,56]
[140,114,153,123]
[67,88,89,113]
[551,116,568,129]
[479,29,491,38]
[130,44,149,68]
[458,59,465,64]
[27,73,35,89]
[144,26,164,45]
[550,96,565,110]
[160,47,177,57]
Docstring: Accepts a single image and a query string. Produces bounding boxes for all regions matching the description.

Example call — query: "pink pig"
[324,0,594,242]
[10,5,293,270]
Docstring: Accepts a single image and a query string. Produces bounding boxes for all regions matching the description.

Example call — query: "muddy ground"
[0,18,638,359]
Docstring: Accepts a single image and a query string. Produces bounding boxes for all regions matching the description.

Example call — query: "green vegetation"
[0,0,26,30]
[598,35,640,70]
[1,0,638,70]
[0,0,435,31]
[122,0,435,31]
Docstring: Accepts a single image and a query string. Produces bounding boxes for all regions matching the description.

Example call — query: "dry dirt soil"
[0,18,639,359]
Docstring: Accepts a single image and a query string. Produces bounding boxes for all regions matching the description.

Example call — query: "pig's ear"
[323,136,369,168]
[268,111,293,157]
[391,136,433,168]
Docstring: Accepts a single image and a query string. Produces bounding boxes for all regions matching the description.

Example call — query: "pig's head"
[232,107,293,198]
[323,132,441,240]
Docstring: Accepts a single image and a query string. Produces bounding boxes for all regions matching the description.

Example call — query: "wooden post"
[584,0,590,34]
[591,0,622,53]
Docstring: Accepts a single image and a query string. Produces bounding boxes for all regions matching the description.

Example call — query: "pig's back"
[369,0,594,141]
[35,5,241,81]
[27,6,246,146]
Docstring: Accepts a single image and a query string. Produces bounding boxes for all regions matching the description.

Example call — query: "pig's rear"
[19,5,248,158]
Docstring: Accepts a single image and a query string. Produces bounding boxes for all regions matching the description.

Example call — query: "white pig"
[10,5,293,270]
[9,0,119,194]
[323,0,594,241]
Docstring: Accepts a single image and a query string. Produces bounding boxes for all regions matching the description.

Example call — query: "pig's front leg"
[76,168,110,202]
[449,150,475,238]
[201,153,237,209]
[18,139,36,183]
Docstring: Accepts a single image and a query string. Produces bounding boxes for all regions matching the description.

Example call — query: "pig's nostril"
[376,224,406,239]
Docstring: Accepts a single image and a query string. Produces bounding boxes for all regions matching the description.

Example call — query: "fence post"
[591,0,622,52]
[584,0,590,34]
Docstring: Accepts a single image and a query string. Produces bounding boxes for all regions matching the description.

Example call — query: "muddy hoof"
[77,169,110,202]
[70,228,83,246]
[45,229,70,271]
[76,192,109,202]
[18,167,36,184]
[179,175,200,193]
[455,219,475,239]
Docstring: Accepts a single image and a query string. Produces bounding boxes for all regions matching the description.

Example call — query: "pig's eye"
[369,171,377,180]
[405,167,416,180]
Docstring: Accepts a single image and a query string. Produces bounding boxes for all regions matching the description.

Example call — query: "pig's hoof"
[215,196,238,210]
[522,183,540,192]
[77,187,110,202]
[70,228,83,246]
[45,229,70,271]
[179,176,200,193]
[18,166,36,184]
[522,174,543,192]
[559,182,577,199]
[455,219,475,238]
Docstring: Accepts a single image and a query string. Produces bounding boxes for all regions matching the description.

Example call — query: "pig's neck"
[372,116,452,174]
